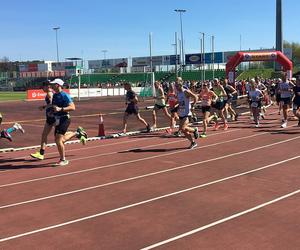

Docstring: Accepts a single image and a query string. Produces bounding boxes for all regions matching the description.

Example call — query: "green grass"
[0,92,27,101]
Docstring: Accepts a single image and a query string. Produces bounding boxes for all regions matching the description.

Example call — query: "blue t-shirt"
[52,91,73,116]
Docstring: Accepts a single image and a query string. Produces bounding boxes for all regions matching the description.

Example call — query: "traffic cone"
[98,114,105,137]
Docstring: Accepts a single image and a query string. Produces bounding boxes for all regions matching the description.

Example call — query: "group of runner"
[2,74,300,163]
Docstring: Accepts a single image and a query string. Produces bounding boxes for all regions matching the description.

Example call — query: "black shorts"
[293,103,300,111]
[201,106,211,113]
[46,116,56,126]
[125,104,139,115]
[154,104,166,110]
[179,115,190,121]
[54,116,71,135]
[212,101,225,110]
[276,94,281,103]
[170,106,178,113]
[281,97,291,105]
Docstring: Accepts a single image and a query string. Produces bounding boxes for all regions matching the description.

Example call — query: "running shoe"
[200,133,207,138]
[193,127,199,139]
[77,127,88,145]
[255,122,260,128]
[30,151,44,160]
[1,130,12,142]
[174,131,181,137]
[53,159,69,167]
[165,128,173,134]
[188,141,197,149]
[223,123,229,130]
[146,124,151,133]
[281,121,287,128]
[212,113,218,122]
[213,122,220,131]
[13,123,25,133]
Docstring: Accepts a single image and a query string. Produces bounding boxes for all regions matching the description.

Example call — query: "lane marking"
[0,130,272,188]
[1,136,300,210]
[0,155,299,242]
[141,189,300,249]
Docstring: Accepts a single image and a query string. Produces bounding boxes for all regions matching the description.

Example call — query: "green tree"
[284,41,300,66]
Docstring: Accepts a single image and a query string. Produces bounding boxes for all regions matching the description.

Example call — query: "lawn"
[0,92,27,101]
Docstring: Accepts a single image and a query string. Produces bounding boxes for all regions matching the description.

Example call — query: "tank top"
[177,89,191,117]
[167,92,177,108]
[213,87,224,101]
[248,89,261,102]
[200,91,213,106]
[278,82,292,98]
[155,87,165,106]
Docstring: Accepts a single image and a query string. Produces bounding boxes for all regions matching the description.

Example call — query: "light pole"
[199,32,205,81]
[175,9,186,72]
[53,27,60,62]
[101,50,108,72]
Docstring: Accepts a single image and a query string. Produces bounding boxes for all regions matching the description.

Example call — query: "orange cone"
[98,114,105,137]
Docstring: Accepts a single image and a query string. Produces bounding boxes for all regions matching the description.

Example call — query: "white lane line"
[141,188,300,250]
[0,155,299,243]
[6,127,239,161]
[0,130,269,188]
[1,136,300,209]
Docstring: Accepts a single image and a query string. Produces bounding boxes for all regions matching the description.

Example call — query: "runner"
[292,77,300,126]
[49,78,88,166]
[0,113,25,141]
[198,82,218,138]
[222,78,238,121]
[122,82,150,134]
[255,77,268,119]
[211,78,228,130]
[175,77,199,149]
[277,75,295,128]
[152,80,171,130]
[248,79,264,127]
[31,81,55,160]
[166,82,178,134]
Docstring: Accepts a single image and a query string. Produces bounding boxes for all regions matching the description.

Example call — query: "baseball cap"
[50,78,64,86]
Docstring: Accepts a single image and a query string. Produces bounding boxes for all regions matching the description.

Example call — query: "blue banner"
[185,54,202,65]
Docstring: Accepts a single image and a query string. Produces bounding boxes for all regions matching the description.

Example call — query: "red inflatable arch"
[226,51,293,83]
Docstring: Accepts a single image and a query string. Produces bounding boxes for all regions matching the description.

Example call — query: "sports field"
[0,92,26,101]
[0,96,299,249]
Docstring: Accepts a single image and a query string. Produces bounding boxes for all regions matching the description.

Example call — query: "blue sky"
[0,0,298,61]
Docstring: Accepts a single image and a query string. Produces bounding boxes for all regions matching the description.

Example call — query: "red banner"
[27,89,70,100]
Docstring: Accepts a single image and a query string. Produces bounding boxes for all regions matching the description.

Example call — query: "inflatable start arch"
[226,51,293,83]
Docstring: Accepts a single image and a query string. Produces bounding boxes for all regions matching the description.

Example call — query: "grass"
[0,92,27,101]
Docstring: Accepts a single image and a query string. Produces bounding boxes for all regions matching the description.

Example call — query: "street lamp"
[174,9,186,71]
[199,32,205,81]
[53,27,60,62]
[101,50,108,72]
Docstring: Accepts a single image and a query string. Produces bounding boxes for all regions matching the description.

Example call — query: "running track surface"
[0,107,299,249]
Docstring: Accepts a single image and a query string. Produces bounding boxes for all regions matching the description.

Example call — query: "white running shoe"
[13,123,25,133]
[53,160,69,167]
[281,122,287,128]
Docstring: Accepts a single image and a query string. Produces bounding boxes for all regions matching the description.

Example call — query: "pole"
[175,32,178,78]
[78,68,81,101]
[212,35,215,79]
[275,0,283,71]
[200,32,205,81]
[149,32,153,73]
[53,27,60,62]
[175,9,186,73]
[200,38,203,81]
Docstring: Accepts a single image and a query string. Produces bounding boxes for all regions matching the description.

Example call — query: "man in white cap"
[50,78,87,166]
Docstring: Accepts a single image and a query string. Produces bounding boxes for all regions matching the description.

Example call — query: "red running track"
[0,108,299,249]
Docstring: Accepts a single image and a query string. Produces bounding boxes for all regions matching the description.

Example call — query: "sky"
[0,0,299,62]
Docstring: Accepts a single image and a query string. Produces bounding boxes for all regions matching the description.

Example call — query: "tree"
[284,41,300,66]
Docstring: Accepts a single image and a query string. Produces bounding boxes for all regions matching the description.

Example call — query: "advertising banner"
[242,52,277,61]
[27,89,70,100]
[185,54,202,65]
[88,58,128,69]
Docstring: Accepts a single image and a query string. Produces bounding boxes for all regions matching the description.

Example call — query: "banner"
[27,89,70,100]
[88,58,128,69]
[243,52,277,61]
[185,54,202,65]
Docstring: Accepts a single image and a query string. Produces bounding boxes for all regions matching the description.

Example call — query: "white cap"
[291,77,296,81]
[50,78,64,86]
